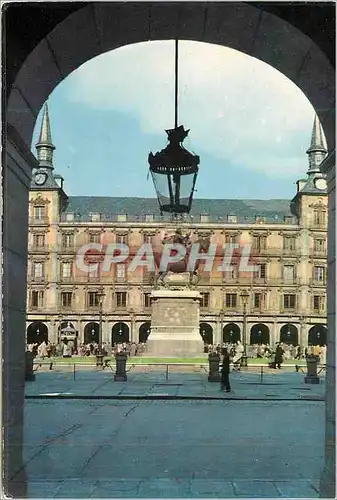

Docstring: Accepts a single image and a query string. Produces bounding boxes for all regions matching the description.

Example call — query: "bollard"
[96,354,104,370]
[25,351,35,381]
[208,352,221,382]
[114,352,127,381]
[260,365,264,384]
[304,355,320,384]
[166,364,169,381]
[73,363,76,381]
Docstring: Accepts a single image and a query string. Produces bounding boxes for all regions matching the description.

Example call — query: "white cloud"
[65,40,317,178]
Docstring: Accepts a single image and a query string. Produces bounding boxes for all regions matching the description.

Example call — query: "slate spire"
[35,102,55,169]
[306,114,327,175]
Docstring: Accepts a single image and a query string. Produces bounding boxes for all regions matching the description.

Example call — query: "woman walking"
[221,349,231,393]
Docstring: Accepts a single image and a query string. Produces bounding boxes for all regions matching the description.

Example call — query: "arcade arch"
[111,322,130,345]
[250,324,270,345]
[139,322,151,343]
[3,4,335,498]
[26,321,48,344]
[308,324,327,346]
[222,323,241,344]
[199,323,213,345]
[280,324,299,345]
[84,322,99,344]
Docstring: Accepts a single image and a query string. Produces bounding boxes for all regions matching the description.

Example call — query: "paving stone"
[53,479,97,498]
[24,372,325,499]
[89,479,142,497]
[27,480,63,498]
[274,480,319,498]
[233,480,280,497]
[189,479,236,497]
[138,478,190,497]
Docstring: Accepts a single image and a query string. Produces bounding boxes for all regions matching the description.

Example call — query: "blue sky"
[31,40,318,200]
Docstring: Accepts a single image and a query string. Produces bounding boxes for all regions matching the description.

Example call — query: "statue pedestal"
[146,284,204,357]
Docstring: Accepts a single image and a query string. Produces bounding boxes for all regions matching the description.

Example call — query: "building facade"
[26,105,328,348]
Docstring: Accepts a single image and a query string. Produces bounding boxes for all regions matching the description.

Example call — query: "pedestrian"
[274,343,284,369]
[220,349,231,393]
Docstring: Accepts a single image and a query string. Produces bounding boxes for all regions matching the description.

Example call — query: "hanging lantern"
[148,125,199,214]
[147,40,200,215]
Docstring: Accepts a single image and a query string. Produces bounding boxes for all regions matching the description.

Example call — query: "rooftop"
[61,197,295,224]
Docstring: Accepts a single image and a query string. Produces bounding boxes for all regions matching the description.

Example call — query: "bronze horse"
[153,229,211,284]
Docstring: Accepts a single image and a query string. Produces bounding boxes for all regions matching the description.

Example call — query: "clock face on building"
[314,178,327,190]
[34,172,47,186]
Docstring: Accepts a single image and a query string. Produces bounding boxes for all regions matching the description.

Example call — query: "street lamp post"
[240,291,249,367]
[97,288,105,353]
[220,309,224,345]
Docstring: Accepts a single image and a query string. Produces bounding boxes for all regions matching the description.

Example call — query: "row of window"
[29,260,327,284]
[30,204,328,229]
[30,290,325,313]
[29,228,327,253]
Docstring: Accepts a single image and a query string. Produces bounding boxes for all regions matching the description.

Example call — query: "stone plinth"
[146,285,204,357]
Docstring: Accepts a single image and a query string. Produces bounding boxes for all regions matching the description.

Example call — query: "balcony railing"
[59,246,76,253]
[29,245,49,253]
[309,278,326,286]
[28,275,47,283]
[60,276,74,283]
[29,217,49,225]
[310,248,327,257]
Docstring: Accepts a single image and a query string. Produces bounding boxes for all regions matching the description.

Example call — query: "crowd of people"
[26,340,148,359]
[27,339,326,367]
[207,341,327,367]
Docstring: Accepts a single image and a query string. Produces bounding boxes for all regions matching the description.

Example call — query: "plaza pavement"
[18,368,325,498]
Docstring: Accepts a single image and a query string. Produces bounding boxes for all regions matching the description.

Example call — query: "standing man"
[274,343,284,369]
[220,349,231,393]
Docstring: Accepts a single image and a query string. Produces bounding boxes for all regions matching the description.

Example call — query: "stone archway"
[26,321,48,345]
[250,324,270,345]
[3,4,335,498]
[222,323,241,344]
[84,322,99,344]
[308,324,327,346]
[280,323,299,345]
[6,4,335,150]
[111,322,130,345]
[139,322,151,343]
[199,323,213,345]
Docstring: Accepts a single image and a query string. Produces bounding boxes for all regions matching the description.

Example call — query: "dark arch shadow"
[308,324,327,346]
[139,322,151,343]
[111,322,130,345]
[26,321,48,344]
[84,322,99,344]
[222,323,241,343]
[280,323,298,345]
[199,323,213,344]
[250,324,270,345]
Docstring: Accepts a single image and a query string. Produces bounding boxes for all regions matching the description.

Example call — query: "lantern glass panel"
[151,170,196,213]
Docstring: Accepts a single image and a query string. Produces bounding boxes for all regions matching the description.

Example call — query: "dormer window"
[117,214,127,222]
[90,213,101,222]
[65,212,74,221]
[227,215,237,223]
[200,214,209,223]
[145,214,154,222]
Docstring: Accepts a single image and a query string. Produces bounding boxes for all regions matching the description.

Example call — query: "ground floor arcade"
[26,314,327,347]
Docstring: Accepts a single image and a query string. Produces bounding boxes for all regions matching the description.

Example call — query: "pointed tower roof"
[36,102,55,148]
[306,114,327,155]
[306,114,327,176]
